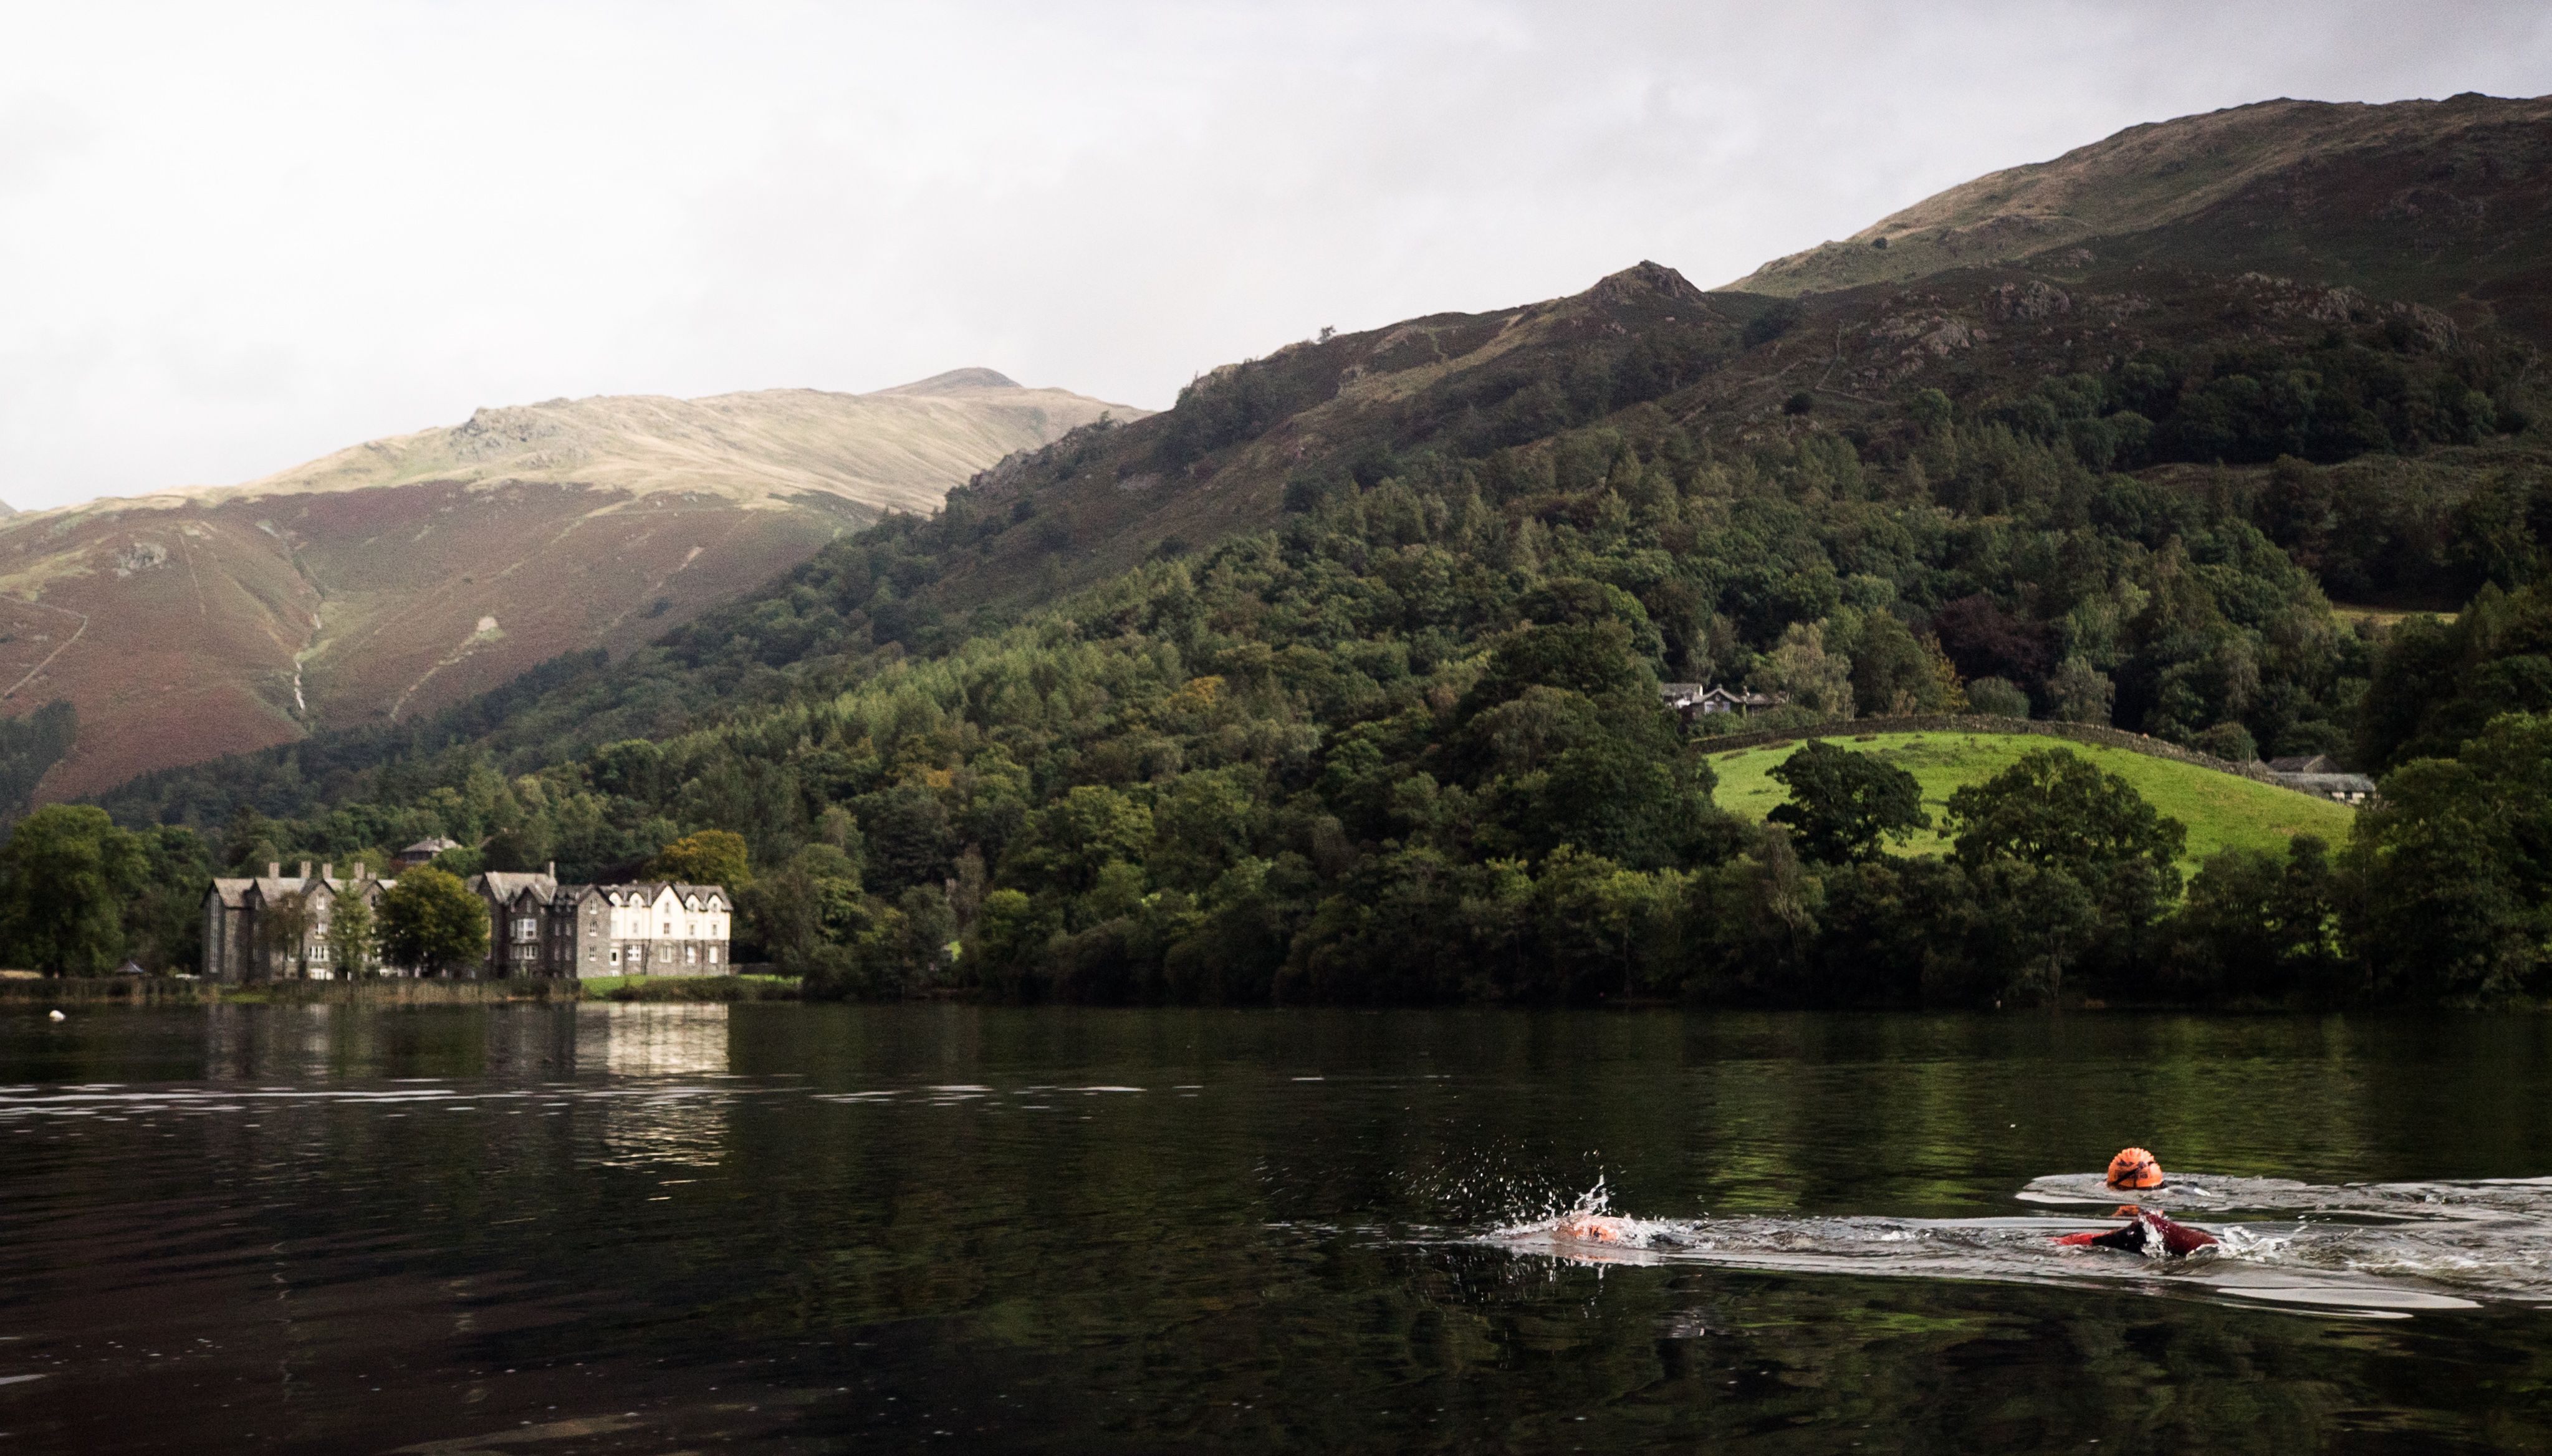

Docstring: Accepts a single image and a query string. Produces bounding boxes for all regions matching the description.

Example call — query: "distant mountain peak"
[875,368,1024,395]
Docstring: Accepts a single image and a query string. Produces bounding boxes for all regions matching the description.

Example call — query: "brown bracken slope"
[1,372,1141,798]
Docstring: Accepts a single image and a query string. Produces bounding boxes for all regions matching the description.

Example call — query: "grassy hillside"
[1708,731,2357,871]
[43,94,2552,1007]
[0,371,1141,801]
[85,95,2552,841]
[1729,93,2552,341]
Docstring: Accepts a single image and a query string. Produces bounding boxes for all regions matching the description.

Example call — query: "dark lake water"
[6,1005,2552,1454]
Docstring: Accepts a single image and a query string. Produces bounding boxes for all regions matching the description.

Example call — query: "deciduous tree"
[257,890,314,979]
[0,805,149,977]
[648,830,751,889]
[1947,749,2185,895]
[325,893,377,978]
[1767,742,1932,864]
[2343,712,2552,1001]
[378,866,489,975]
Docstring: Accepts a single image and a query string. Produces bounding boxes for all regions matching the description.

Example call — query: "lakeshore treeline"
[21,373,2551,1007]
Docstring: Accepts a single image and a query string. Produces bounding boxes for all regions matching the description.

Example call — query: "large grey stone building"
[202,863,732,980]
[202,861,395,982]
[472,869,734,979]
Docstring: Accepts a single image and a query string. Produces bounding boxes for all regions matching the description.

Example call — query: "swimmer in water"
[1550,1214,1640,1243]
[2053,1147,2219,1257]
[1550,1146,2222,1257]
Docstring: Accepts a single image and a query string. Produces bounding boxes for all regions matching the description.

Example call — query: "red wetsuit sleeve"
[2154,1215,2218,1255]
[2053,1216,2215,1254]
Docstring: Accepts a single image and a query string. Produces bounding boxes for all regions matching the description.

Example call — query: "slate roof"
[475,871,560,906]
[208,869,391,909]
[590,881,731,909]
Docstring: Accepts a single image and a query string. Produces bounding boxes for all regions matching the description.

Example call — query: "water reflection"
[183,1001,733,1085]
[572,1003,730,1078]
[4,1007,2551,1454]
[575,1005,732,1169]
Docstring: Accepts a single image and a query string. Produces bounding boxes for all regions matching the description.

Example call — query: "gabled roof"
[474,871,560,906]
[246,876,304,905]
[209,871,390,908]
[587,881,730,911]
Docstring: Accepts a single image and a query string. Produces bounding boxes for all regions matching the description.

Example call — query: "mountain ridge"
[26,371,1135,524]
[2,371,1143,800]
[80,91,2552,831]
[1730,92,2552,338]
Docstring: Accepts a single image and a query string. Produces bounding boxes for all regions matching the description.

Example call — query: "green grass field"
[1709,732,2358,871]
[2329,602,2457,629]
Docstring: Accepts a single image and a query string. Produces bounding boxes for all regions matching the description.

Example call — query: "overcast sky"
[2,1,2546,512]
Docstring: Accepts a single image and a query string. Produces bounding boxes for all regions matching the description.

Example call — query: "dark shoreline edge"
[0,977,799,1005]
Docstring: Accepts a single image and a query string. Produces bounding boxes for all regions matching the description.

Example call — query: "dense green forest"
[34,336,2552,1005]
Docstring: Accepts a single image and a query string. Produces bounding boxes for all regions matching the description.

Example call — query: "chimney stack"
[320,863,333,884]
[267,861,281,879]
[299,861,312,883]
[546,861,555,879]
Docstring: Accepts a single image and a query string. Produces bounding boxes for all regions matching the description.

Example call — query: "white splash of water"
[1474,1171,2552,1316]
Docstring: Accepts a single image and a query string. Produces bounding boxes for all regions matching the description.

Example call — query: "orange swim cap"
[2106,1147,2163,1189]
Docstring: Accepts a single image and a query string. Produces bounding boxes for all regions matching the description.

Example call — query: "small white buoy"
[47,1009,65,1022]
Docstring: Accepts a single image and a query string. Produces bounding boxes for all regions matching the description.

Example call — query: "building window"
[610,949,620,964]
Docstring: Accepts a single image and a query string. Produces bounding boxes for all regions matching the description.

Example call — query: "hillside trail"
[0,603,88,704]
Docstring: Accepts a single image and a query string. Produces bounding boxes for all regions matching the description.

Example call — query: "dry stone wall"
[1694,714,2305,788]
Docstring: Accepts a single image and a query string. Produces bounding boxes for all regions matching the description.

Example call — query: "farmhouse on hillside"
[1657,682,1788,722]
[395,836,463,868]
